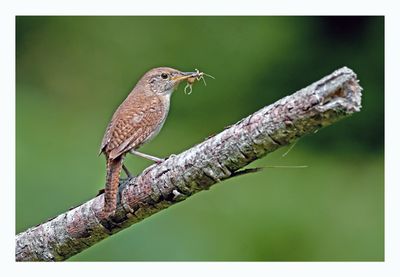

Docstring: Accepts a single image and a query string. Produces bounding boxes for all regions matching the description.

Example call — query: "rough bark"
[15,67,362,261]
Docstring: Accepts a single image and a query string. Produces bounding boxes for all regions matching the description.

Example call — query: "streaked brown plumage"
[100,67,201,215]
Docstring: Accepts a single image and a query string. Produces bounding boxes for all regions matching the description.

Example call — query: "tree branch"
[15,67,362,261]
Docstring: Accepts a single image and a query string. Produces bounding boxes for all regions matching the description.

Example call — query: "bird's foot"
[140,154,177,175]
[164,153,177,161]
[141,163,158,175]
[154,157,165,164]
[119,176,132,183]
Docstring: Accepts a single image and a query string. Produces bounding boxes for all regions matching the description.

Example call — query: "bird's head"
[139,67,202,96]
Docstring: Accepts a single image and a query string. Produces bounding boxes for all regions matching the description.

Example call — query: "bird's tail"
[104,157,123,214]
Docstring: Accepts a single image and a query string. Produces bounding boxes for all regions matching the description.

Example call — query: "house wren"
[99,67,202,214]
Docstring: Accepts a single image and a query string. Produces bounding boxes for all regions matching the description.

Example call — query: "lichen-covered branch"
[15,67,362,261]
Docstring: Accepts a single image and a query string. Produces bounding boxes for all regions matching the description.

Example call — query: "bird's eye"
[161,73,168,79]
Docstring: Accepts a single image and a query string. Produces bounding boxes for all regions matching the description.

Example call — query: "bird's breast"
[142,95,171,143]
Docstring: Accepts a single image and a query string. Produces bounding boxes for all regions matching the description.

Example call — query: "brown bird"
[99,67,202,215]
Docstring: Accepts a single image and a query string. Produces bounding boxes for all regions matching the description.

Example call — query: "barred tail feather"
[104,157,123,214]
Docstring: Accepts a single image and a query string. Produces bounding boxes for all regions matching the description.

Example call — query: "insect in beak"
[181,69,215,95]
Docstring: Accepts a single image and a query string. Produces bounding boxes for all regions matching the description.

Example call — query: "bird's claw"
[155,154,177,164]
[155,158,165,164]
[142,163,158,175]
[164,154,177,161]
[142,154,176,174]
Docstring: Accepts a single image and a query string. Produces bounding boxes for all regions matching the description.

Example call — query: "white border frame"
[2,1,398,276]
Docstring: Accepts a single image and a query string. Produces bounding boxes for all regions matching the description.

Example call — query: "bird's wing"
[102,96,166,160]
[99,119,115,155]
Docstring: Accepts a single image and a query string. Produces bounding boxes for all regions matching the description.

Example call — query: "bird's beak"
[171,71,201,82]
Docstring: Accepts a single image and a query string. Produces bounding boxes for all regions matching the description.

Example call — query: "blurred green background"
[16,16,384,261]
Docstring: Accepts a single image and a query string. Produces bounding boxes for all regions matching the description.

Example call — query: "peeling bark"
[15,67,362,261]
